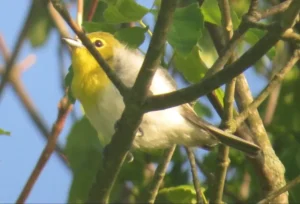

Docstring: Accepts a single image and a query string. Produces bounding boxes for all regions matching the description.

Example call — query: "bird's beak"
[62,37,84,48]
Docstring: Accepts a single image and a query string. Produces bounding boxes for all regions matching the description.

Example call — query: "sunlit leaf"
[64,66,76,104]
[0,128,10,136]
[156,185,197,204]
[168,3,204,55]
[103,0,149,24]
[201,0,240,29]
[173,46,207,83]
[27,1,53,47]
[115,27,147,48]
[193,101,212,118]
[82,22,116,33]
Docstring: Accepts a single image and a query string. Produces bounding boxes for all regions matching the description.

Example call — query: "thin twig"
[16,97,72,203]
[0,0,35,100]
[195,158,246,204]
[77,0,83,28]
[211,0,235,202]
[258,175,300,204]
[87,0,99,21]
[260,0,292,19]
[51,0,129,97]
[0,36,68,164]
[145,145,176,204]
[0,34,10,61]
[48,2,71,38]
[185,147,206,204]
[234,49,300,128]
[248,22,300,43]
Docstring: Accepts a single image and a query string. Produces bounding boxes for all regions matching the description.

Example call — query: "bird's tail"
[205,124,261,157]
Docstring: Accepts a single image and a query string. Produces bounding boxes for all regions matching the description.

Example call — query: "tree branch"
[234,49,300,127]
[144,0,300,112]
[87,0,99,21]
[86,0,178,203]
[260,0,292,19]
[0,0,35,100]
[0,36,68,164]
[16,96,72,203]
[51,0,129,98]
[185,147,206,204]
[145,146,176,204]
[258,175,300,204]
[211,0,235,202]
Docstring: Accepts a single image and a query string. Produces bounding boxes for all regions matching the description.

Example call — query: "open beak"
[62,37,84,48]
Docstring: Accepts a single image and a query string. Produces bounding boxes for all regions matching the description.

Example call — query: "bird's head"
[63,32,121,74]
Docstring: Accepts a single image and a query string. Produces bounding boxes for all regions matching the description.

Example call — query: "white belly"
[84,83,216,150]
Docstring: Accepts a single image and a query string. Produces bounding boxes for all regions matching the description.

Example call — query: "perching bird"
[64,32,260,156]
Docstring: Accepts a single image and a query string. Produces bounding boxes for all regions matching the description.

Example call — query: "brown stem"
[185,147,206,204]
[0,0,35,100]
[145,146,176,204]
[87,0,99,21]
[16,97,72,203]
[258,175,300,204]
[234,50,300,128]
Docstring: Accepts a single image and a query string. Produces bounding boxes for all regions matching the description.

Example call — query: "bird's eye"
[94,40,103,48]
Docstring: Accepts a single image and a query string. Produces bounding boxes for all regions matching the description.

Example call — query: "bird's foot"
[126,152,134,163]
[114,120,120,130]
[103,144,134,167]
[136,127,144,137]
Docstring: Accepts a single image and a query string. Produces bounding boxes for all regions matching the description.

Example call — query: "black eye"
[94,40,103,48]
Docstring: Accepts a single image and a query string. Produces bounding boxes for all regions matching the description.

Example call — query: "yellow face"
[65,32,121,106]
[69,32,121,74]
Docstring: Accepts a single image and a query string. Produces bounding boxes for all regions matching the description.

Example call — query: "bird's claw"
[136,127,144,137]
[114,120,120,130]
[126,152,134,163]
[103,144,134,166]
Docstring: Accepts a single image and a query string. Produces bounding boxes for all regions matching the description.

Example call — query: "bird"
[63,32,260,156]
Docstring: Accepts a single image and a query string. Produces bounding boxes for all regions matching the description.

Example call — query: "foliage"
[2,0,300,203]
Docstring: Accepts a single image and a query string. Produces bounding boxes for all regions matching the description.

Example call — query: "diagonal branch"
[144,145,176,204]
[258,175,300,204]
[51,0,129,98]
[211,0,235,202]
[16,96,72,203]
[0,0,35,100]
[234,49,300,127]
[260,0,292,19]
[144,0,300,112]
[86,0,178,203]
[185,147,206,204]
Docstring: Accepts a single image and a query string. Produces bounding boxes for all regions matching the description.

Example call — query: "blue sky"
[0,1,267,203]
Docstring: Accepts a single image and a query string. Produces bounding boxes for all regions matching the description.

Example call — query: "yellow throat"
[69,32,121,107]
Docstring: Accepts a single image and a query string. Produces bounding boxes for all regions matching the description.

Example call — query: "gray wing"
[180,103,261,156]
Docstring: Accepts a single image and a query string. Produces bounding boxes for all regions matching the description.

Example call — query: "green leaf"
[64,66,76,104]
[201,0,240,29]
[201,0,221,25]
[114,27,147,48]
[0,128,10,136]
[156,185,197,204]
[168,3,204,55]
[173,46,207,83]
[65,117,102,203]
[27,1,53,47]
[193,101,212,118]
[82,22,116,34]
[103,0,149,24]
